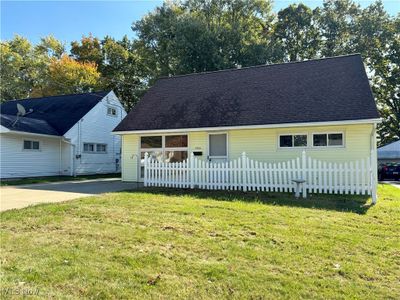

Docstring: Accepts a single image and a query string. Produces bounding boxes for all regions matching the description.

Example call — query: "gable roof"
[1,91,109,136]
[114,54,379,133]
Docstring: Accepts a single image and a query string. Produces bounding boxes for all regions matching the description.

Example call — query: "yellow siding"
[188,131,208,159]
[120,124,373,181]
[229,124,373,163]
[121,134,139,181]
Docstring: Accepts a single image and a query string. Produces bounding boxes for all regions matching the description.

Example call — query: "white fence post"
[242,152,247,192]
[302,150,307,198]
[190,153,195,189]
[144,152,149,187]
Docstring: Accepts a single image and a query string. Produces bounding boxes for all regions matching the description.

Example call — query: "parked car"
[378,163,400,181]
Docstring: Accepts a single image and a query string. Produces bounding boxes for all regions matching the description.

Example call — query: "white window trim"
[22,140,41,151]
[139,134,189,178]
[207,132,229,161]
[83,142,108,154]
[107,106,118,117]
[311,132,345,148]
[96,143,108,153]
[277,133,308,149]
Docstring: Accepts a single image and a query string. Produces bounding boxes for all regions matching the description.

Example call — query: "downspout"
[370,124,378,204]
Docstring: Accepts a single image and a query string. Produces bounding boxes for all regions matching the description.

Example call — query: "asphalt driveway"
[0,178,141,211]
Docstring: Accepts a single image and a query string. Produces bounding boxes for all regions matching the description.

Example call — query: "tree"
[31,55,101,97]
[101,36,145,109]
[70,34,103,66]
[272,4,320,62]
[132,0,274,78]
[350,1,399,143]
[0,35,102,101]
[317,0,360,57]
[0,36,46,101]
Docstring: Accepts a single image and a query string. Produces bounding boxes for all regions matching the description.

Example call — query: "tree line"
[1,0,399,144]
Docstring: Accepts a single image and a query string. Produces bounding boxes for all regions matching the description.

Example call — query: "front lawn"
[1,185,399,299]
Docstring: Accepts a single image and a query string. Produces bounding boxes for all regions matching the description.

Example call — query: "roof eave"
[113,118,382,135]
[1,129,61,138]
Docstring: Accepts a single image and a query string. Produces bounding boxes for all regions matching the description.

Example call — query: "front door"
[208,133,228,163]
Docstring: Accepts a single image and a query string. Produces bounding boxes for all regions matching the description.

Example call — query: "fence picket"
[273,162,278,192]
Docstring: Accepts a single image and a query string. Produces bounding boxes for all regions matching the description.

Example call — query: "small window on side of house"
[84,143,95,152]
[107,107,117,117]
[312,133,344,147]
[96,144,107,153]
[23,140,40,150]
[328,133,343,146]
[279,134,307,148]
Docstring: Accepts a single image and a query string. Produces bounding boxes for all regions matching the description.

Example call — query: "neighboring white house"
[0,91,127,178]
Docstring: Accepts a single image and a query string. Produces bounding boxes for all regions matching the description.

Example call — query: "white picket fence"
[143,151,377,201]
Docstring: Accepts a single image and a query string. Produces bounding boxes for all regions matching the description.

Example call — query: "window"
[23,140,40,150]
[140,135,188,177]
[107,107,117,116]
[279,134,307,148]
[165,135,188,148]
[141,136,162,148]
[84,143,95,152]
[313,134,327,147]
[312,133,343,147]
[84,143,107,153]
[328,133,343,146]
[209,134,227,156]
[96,144,107,153]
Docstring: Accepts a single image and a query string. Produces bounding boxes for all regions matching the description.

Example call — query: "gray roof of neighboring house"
[378,140,400,159]
[1,91,109,136]
[114,54,379,132]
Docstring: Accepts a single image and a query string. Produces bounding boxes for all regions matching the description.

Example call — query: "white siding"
[64,91,127,175]
[0,133,70,178]
[0,91,126,178]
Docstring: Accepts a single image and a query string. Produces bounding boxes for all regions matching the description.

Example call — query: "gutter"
[112,118,382,135]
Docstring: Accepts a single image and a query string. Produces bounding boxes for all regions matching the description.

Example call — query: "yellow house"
[113,54,380,196]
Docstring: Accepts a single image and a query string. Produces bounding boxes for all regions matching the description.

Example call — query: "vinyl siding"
[64,91,127,175]
[1,91,126,178]
[121,134,139,181]
[120,124,374,182]
[188,131,208,159]
[0,133,70,178]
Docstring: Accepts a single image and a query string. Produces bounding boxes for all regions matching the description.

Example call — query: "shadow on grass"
[133,187,373,214]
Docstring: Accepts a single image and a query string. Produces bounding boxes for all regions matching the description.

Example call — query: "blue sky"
[1,1,399,46]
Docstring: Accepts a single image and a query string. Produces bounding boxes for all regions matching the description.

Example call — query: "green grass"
[1,185,399,299]
[0,173,120,186]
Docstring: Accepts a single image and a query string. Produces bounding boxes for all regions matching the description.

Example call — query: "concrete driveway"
[0,178,142,212]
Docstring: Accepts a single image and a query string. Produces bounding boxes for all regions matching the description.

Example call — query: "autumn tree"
[31,55,101,97]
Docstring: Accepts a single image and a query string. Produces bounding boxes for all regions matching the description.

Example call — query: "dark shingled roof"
[1,114,59,136]
[114,54,379,132]
[1,91,108,135]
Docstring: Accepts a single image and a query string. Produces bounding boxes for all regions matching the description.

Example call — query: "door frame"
[207,132,229,162]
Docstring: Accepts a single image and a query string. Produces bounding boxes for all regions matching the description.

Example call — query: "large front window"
[140,135,188,177]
